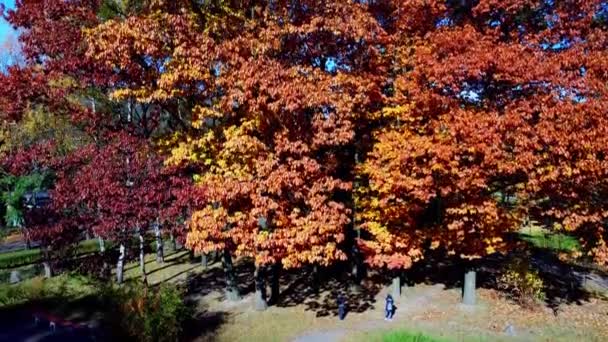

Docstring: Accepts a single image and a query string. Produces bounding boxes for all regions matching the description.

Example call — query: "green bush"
[0,277,48,306]
[0,274,93,307]
[498,255,545,308]
[102,282,190,342]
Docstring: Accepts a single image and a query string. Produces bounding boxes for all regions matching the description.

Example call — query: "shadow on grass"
[390,242,600,313]
[183,261,255,301]
[276,264,383,317]
[182,309,229,342]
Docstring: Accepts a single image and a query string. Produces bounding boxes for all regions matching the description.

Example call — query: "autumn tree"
[357,0,608,304]
[84,0,391,308]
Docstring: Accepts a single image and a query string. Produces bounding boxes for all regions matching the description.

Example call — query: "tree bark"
[223,249,240,301]
[169,233,177,252]
[392,273,401,298]
[139,230,147,284]
[41,245,52,278]
[98,236,105,253]
[254,265,268,311]
[42,261,52,278]
[116,243,125,284]
[270,263,281,305]
[154,222,164,264]
[201,254,208,269]
[462,265,477,305]
[311,264,320,294]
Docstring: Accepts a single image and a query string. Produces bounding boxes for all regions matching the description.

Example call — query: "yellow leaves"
[192,106,223,129]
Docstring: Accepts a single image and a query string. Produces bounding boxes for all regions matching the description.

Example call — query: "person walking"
[385,294,395,321]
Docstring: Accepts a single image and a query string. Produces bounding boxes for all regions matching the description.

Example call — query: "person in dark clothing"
[385,294,395,321]
[337,295,346,320]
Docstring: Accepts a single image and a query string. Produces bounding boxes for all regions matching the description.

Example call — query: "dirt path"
[291,285,446,342]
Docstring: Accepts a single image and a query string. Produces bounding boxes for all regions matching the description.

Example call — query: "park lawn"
[0,273,96,307]
[518,224,580,252]
[122,249,212,285]
[0,238,101,269]
[351,329,454,342]
[0,273,104,327]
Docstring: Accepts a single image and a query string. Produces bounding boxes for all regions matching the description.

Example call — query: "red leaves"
[3,0,608,270]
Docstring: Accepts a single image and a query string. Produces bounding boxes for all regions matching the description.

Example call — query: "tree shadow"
[400,244,600,313]
[183,260,255,300]
[276,264,382,317]
[182,309,228,342]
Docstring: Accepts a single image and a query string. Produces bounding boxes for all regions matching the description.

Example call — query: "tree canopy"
[1,0,608,285]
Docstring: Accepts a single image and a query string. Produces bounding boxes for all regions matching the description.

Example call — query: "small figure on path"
[384,294,395,321]
[337,295,346,320]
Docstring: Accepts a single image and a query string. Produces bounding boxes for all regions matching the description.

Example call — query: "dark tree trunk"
[269,263,281,305]
[223,249,240,301]
[392,273,401,298]
[201,254,208,269]
[311,264,320,294]
[254,265,268,311]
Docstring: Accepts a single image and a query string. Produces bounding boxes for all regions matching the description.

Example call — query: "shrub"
[0,276,47,306]
[102,282,190,342]
[498,255,545,308]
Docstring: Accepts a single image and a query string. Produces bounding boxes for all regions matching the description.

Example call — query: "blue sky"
[0,0,16,42]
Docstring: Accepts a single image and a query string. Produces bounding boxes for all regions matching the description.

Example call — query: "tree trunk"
[116,243,125,284]
[201,254,208,269]
[462,266,477,305]
[24,229,31,250]
[154,222,164,264]
[169,233,177,252]
[254,265,268,311]
[98,236,105,253]
[270,263,281,305]
[139,231,147,284]
[223,249,240,301]
[392,273,401,298]
[42,261,52,278]
[311,264,320,294]
[41,245,52,278]
[350,262,363,292]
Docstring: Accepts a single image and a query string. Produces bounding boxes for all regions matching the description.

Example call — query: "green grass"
[377,331,452,342]
[0,239,102,269]
[519,225,580,252]
[123,249,208,285]
[0,273,96,308]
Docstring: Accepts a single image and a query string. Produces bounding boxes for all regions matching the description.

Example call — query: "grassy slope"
[518,224,580,252]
